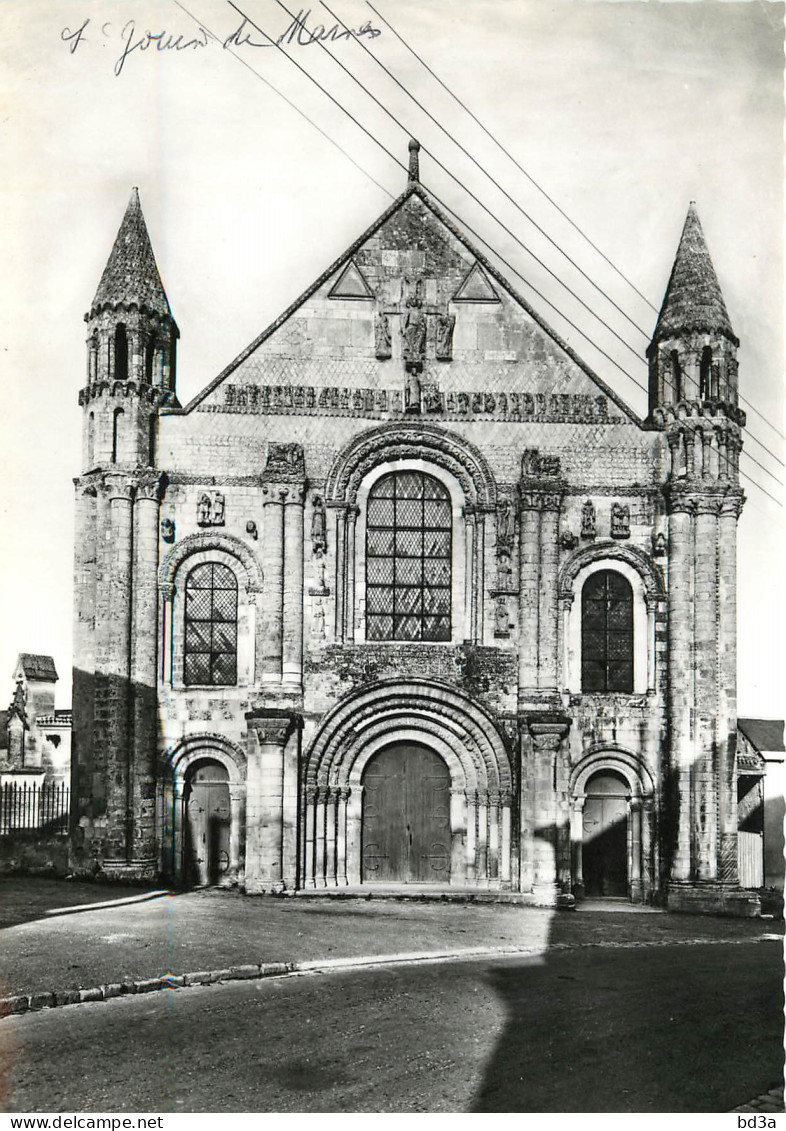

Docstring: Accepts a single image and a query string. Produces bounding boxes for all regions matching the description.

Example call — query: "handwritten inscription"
[211,383,619,424]
[61,9,381,76]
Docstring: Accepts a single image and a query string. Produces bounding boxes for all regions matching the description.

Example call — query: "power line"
[188,2,780,506]
[264,0,648,370]
[367,0,786,448]
[172,0,394,198]
[366,0,658,315]
[321,0,649,341]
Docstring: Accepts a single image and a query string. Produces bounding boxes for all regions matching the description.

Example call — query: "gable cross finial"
[408,138,420,184]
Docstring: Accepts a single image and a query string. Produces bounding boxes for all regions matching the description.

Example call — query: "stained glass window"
[184,562,238,686]
[366,471,452,642]
[581,570,633,692]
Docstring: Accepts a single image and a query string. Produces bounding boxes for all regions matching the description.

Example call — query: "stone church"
[70,142,755,914]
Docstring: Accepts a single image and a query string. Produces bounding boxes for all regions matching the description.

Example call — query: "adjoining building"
[737,718,785,911]
[70,143,759,913]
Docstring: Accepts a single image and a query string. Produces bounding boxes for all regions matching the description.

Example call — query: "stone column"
[334,508,347,642]
[70,480,98,842]
[538,500,561,692]
[244,712,296,893]
[667,495,695,884]
[693,496,720,880]
[571,799,585,895]
[527,718,570,903]
[465,790,477,880]
[336,787,350,885]
[314,788,327,887]
[630,799,643,900]
[646,599,657,694]
[129,471,162,875]
[101,473,135,869]
[500,792,512,883]
[260,485,286,683]
[325,787,339,885]
[344,507,359,644]
[227,782,245,884]
[303,785,318,888]
[717,491,744,882]
[282,485,306,686]
[518,502,540,695]
[463,508,476,642]
[476,792,489,884]
[488,792,501,881]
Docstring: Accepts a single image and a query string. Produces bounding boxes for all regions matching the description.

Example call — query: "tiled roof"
[17,654,58,681]
[738,718,785,754]
[90,188,173,321]
[651,203,737,346]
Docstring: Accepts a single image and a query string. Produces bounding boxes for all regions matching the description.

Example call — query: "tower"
[71,190,177,878]
[648,204,749,912]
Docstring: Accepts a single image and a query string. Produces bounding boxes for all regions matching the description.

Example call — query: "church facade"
[70,143,756,914]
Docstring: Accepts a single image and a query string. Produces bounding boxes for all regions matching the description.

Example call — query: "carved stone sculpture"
[611,502,631,539]
[160,518,175,543]
[496,498,514,552]
[652,531,667,556]
[264,442,305,481]
[311,496,327,557]
[374,313,392,360]
[197,491,225,527]
[494,597,509,637]
[581,500,596,539]
[435,313,456,361]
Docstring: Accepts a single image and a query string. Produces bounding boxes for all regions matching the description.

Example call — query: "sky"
[0,0,783,715]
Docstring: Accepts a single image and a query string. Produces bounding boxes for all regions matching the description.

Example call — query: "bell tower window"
[114,324,128,381]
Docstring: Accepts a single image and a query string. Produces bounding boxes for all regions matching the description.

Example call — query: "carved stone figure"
[652,531,668,556]
[246,520,258,541]
[494,597,509,636]
[312,599,325,640]
[197,493,212,526]
[521,449,540,478]
[435,313,456,361]
[264,442,305,481]
[160,518,175,543]
[401,278,427,371]
[611,502,631,539]
[496,554,513,591]
[496,498,514,551]
[421,384,443,414]
[374,313,392,360]
[405,370,421,414]
[311,496,327,556]
[560,530,578,550]
[581,500,596,539]
[212,493,225,526]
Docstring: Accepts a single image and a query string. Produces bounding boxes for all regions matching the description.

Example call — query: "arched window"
[111,407,124,463]
[581,570,634,692]
[148,413,157,465]
[144,339,155,384]
[88,335,98,382]
[699,346,713,399]
[670,349,682,402]
[184,562,238,686]
[114,324,128,381]
[87,412,95,468]
[366,471,452,642]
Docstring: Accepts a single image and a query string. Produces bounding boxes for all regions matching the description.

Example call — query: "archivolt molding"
[557,540,665,605]
[570,745,655,800]
[324,422,497,507]
[304,678,511,792]
[160,732,247,782]
[158,531,264,596]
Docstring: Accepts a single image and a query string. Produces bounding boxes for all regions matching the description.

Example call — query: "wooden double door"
[582,772,629,897]
[361,743,451,883]
[184,761,231,887]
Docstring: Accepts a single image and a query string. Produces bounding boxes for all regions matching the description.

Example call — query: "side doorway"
[582,770,630,897]
[184,760,231,886]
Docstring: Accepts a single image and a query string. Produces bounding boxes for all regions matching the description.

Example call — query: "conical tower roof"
[651,203,736,346]
[90,188,173,321]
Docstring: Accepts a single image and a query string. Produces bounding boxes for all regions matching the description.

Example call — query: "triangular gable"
[182,183,641,426]
[453,262,499,304]
[328,259,375,301]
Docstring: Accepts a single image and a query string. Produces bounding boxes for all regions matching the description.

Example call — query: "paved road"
[1,938,781,1113]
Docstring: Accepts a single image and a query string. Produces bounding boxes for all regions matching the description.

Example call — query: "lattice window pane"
[365,471,452,642]
[367,530,394,556]
[184,561,239,687]
[396,473,424,499]
[366,615,393,640]
[367,587,392,614]
[581,569,633,693]
[396,558,422,585]
[366,558,394,585]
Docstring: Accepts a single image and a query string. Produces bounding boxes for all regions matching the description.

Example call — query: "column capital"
[694,494,724,517]
[134,470,164,503]
[520,488,565,513]
[102,472,135,503]
[664,486,696,516]
[527,714,571,750]
[720,490,745,520]
[245,709,301,746]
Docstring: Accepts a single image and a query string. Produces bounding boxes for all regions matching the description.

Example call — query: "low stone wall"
[0,834,70,876]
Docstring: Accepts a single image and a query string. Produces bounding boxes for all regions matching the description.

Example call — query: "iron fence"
[0,781,70,836]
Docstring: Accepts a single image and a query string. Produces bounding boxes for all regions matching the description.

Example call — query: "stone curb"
[0,932,780,1021]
